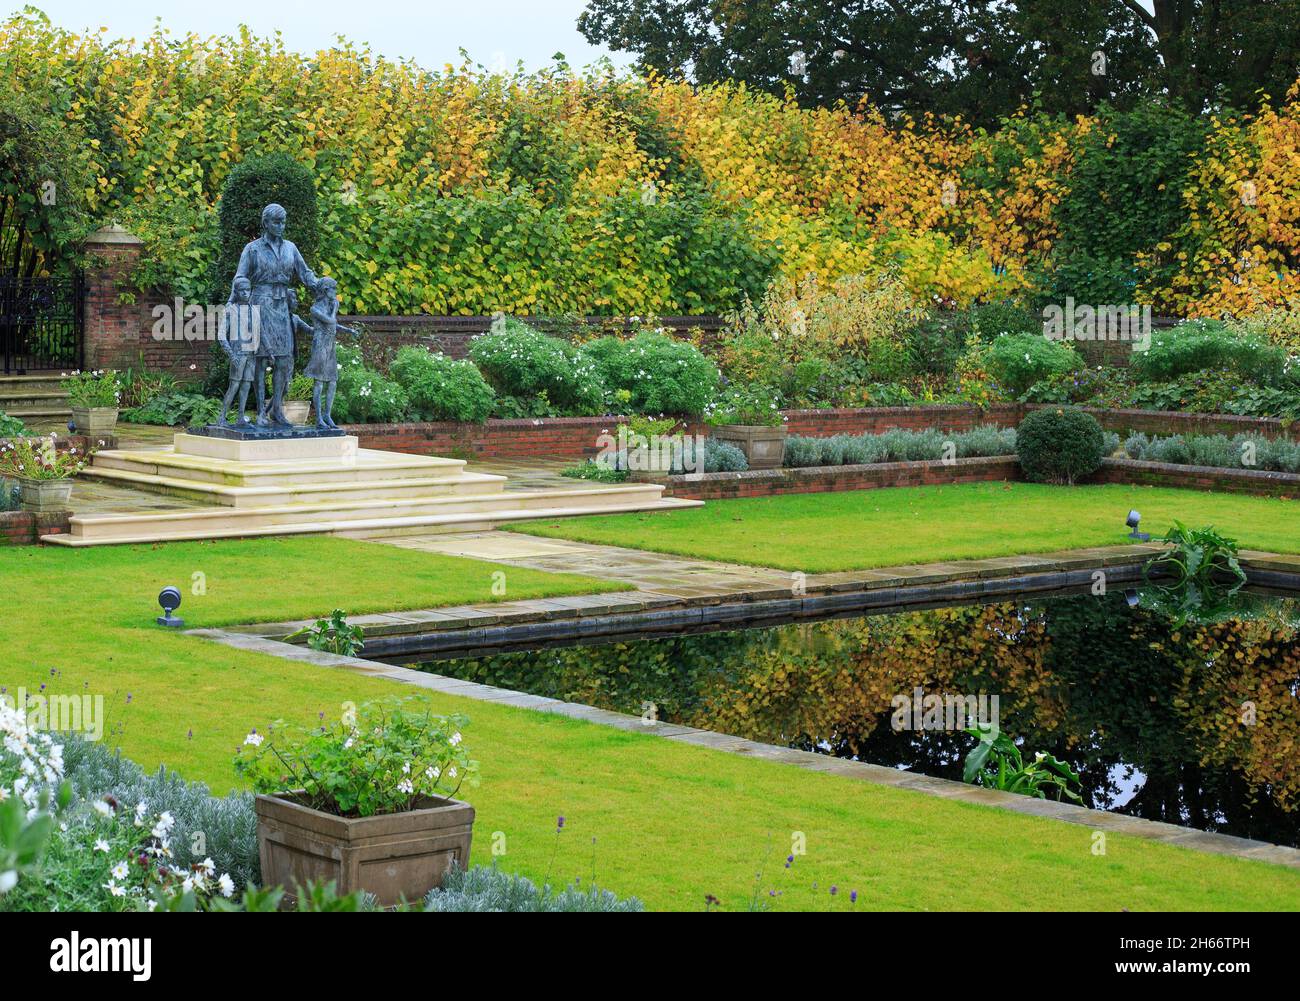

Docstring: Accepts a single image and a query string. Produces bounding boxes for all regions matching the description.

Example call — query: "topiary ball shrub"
[214,153,319,299]
[390,346,496,423]
[1016,407,1106,485]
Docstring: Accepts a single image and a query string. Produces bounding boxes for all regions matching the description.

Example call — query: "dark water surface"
[413,589,1300,847]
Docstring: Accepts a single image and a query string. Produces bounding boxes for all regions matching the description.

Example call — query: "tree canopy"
[578,1,1300,124]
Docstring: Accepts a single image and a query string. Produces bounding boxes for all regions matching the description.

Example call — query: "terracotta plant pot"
[70,407,118,435]
[13,476,73,513]
[710,424,787,470]
[254,791,474,908]
[282,401,311,425]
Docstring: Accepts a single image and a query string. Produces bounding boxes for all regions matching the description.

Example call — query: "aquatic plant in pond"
[963,724,1083,802]
[1142,522,1248,627]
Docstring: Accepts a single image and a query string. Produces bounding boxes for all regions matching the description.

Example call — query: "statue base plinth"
[175,429,358,463]
[186,423,347,441]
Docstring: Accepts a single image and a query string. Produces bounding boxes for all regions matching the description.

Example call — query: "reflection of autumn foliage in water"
[689,597,1300,828]
[1173,616,1300,811]
[691,605,1062,753]
[439,593,1300,843]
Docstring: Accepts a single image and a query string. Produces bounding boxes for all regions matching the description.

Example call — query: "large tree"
[579,1,1300,124]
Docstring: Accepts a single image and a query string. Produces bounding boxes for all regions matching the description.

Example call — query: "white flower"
[218,873,235,898]
[104,881,126,898]
[397,778,414,794]
[93,839,110,853]
[200,857,216,875]
[111,861,129,880]
[447,766,457,779]
[93,799,112,817]
[243,731,264,747]
[449,731,462,747]
[425,766,438,780]
[0,870,17,894]
[401,761,411,774]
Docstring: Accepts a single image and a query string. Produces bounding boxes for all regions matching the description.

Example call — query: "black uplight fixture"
[1125,509,1150,542]
[156,586,184,628]
[1124,588,1141,608]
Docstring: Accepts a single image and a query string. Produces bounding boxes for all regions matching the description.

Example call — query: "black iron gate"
[0,274,85,374]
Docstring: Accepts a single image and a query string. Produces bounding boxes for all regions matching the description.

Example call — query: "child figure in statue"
[296,277,361,429]
[218,277,259,426]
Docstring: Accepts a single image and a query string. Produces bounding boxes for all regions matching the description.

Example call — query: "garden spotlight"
[1125,510,1150,542]
[156,586,184,627]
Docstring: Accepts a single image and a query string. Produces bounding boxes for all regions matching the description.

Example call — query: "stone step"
[44,493,702,546]
[0,374,68,392]
[0,390,70,410]
[86,446,469,488]
[62,483,672,539]
[0,406,71,420]
[80,464,507,508]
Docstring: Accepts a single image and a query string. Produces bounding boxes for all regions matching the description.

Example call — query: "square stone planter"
[254,791,474,908]
[710,424,787,470]
[12,476,73,513]
[70,407,118,435]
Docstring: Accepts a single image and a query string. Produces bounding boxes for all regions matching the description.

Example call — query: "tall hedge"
[214,153,318,299]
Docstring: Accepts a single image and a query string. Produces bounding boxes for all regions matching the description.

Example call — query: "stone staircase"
[0,374,70,423]
[47,432,700,546]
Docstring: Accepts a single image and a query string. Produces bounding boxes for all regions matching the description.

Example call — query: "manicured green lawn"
[508,481,1300,572]
[3,534,1298,910]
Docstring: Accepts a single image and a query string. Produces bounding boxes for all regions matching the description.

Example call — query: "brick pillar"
[82,225,143,372]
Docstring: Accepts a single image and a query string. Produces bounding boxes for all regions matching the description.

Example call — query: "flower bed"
[348,404,1296,464]
[664,456,1021,500]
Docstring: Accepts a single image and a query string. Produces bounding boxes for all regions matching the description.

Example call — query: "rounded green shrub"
[1130,319,1292,387]
[1016,407,1106,484]
[985,333,1079,397]
[469,317,605,415]
[333,346,409,424]
[215,153,318,298]
[390,346,495,423]
[582,331,719,417]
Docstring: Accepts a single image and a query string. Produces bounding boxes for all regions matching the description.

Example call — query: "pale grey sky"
[13,1,632,72]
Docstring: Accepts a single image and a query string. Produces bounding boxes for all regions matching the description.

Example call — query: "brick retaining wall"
[348,405,1296,463]
[661,455,1300,502]
[1087,458,1300,497]
[662,456,1021,500]
[0,510,71,545]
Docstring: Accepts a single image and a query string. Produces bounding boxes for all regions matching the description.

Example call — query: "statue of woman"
[233,203,319,426]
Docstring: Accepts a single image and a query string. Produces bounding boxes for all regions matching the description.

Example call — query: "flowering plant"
[0,435,91,480]
[61,369,121,409]
[704,384,783,427]
[84,797,237,910]
[0,698,70,895]
[234,698,478,818]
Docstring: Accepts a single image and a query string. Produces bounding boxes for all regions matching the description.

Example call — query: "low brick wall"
[663,457,1021,500]
[344,405,1298,463]
[0,510,71,545]
[351,416,621,459]
[1087,458,1300,497]
[1,434,119,454]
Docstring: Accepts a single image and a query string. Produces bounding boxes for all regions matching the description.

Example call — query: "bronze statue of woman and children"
[216,202,360,432]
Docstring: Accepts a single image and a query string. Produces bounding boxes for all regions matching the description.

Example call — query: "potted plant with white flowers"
[63,369,121,434]
[704,384,787,469]
[234,697,478,907]
[0,434,91,512]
